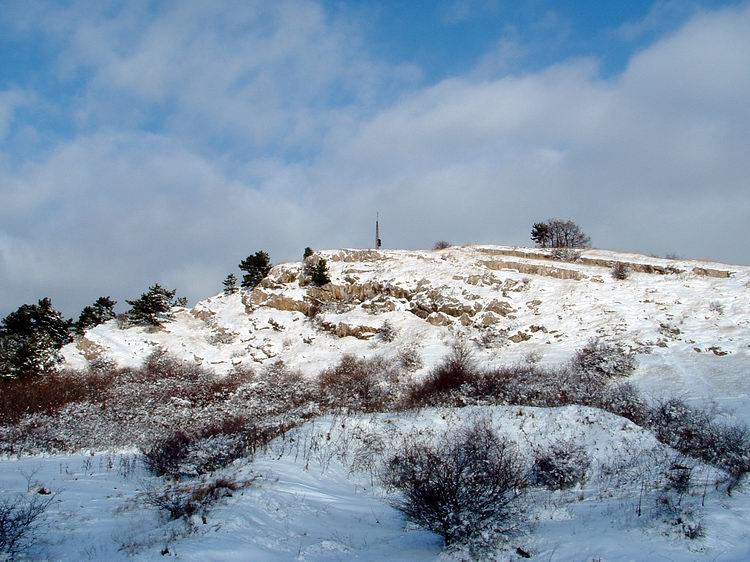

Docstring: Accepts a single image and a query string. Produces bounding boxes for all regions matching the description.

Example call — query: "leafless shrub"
[571,339,636,379]
[530,439,590,490]
[647,398,750,494]
[0,492,56,559]
[0,369,112,425]
[610,262,630,280]
[708,301,724,315]
[658,321,681,338]
[476,327,508,349]
[141,416,281,478]
[382,417,527,551]
[319,354,399,412]
[596,382,650,426]
[523,350,543,365]
[648,398,712,455]
[404,339,479,407]
[141,475,251,522]
[433,241,451,250]
[378,319,398,342]
[653,460,706,540]
[252,361,319,414]
[549,248,582,262]
[397,345,423,373]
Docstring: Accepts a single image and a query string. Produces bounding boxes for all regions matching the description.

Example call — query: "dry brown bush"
[0,369,112,425]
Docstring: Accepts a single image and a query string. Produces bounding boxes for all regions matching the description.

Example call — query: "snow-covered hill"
[63,245,750,417]
[4,245,750,561]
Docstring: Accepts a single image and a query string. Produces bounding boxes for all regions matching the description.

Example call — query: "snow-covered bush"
[549,248,582,262]
[396,345,423,373]
[404,339,479,407]
[0,492,56,559]
[647,398,750,494]
[648,398,711,454]
[708,301,724,315]
[610,261,630,280]
[142,475,250,522]
[571,339,636,379]
[531,439,590,490]
[250,361,318,414]
[319,354,399,412]
[378,319,398,342]
[596,382,650,426]
[383,417,527,550]
[141,416,278,478]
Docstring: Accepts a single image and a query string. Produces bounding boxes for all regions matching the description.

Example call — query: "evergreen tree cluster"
[0,298,73,378]
[125,284,178,326]
[302,248,331,287]
[75,297,117,335]
[239,251,272,289]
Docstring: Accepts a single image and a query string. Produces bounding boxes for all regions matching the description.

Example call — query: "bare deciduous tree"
[531,219,590,249]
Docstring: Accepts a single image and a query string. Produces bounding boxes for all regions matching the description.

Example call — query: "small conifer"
[311,258,331,286]
[239,251,272,288]
[223,273,238,295]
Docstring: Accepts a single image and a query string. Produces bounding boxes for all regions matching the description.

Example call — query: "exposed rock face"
[78,337,107,361]
[320,321,379,339]
[476,247,735,278]
[330,249,386,262]
[308,282,413,304]
[410,289,481,319]
[483,299,515,317]
[426,312,452,326]
[692,267,732,279]
[509,331,532,343]
[191,307,216,322]
[251,289,311,315]
[481,260,586,281]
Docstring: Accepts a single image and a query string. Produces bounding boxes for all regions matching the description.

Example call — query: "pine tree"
[223,273,238,295]
[125,284,177,326]
[76,296,117,335]
[303,247,314,260]
[0,298,73,378]
[239,251,272,289]
[311,258,331,286]
[530,222,550,248]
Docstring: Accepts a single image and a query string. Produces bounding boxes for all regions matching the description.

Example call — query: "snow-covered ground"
[4,246,750,560]
[2,407,749,560]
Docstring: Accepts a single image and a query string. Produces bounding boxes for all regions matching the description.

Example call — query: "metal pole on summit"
[375,213,382,249]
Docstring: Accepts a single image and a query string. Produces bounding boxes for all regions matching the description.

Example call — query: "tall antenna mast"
[375,213,382,250]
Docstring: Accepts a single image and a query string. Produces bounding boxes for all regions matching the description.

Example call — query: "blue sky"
[0,0,748,317]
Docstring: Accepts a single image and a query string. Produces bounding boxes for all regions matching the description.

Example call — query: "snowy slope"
[62,245,750,416]
[4,245,749,561]
[5,406,749,561]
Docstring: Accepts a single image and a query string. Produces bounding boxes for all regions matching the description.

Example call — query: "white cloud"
[309,3,750,259]
[1,1,749,317]
[0,90,27,141]
[25,0,419,153]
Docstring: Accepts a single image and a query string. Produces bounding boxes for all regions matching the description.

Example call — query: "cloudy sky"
[1,0,748,318]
